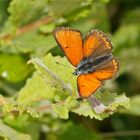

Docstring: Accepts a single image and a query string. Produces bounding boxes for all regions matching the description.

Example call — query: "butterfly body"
[53,27,119,98]
[73,53,113,76]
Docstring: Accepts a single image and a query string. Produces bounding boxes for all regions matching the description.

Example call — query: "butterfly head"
[73,69,81,76]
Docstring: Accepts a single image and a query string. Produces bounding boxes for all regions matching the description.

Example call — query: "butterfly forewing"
[77,73,102,98]
[53,27,83,67]
[83,29,112,59]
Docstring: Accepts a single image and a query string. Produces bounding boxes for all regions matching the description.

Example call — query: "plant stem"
[100,130,140,138]
[0,16,53,41]
[16,16,53,35]
[34,100,65,111]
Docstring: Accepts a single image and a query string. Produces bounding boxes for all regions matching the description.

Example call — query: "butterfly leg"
[88,95,106,114]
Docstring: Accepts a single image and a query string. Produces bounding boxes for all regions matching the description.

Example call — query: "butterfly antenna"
[55,61,75,95]
[55,61,74,83]
[55,61,72,69]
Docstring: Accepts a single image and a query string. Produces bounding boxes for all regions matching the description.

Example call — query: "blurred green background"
[0,0,140,140]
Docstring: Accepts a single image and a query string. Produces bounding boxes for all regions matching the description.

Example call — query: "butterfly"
[53,27,119,99]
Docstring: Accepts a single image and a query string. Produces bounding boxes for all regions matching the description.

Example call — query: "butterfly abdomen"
[92,53,112,65]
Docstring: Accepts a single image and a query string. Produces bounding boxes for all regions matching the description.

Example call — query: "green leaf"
[64,96,78,109]
[8,0,47,27]
[121,8,140,25]
[41,54,76,91]
[52,104,69,119]
[127,95,140,116]
[39,23,55,34]
[58,122,102,140]
[48,0,83,17]
[0,0,9,30]
[0,95,8,105]
[17,72,55,105]
[0,31,56,56]
[72,92,130,120]
[52,96,78,119]
[0,120,31,140]
[118,47,140,79]
[0,54,31,83]
[65,2,91,21]
[17,53,76,105]
[28,56,74,96]
[69,2,110,33]
[13,32,56,56]
[18,53,130,120]
[112,7,140,54]
[113,24,140,53]
[1,101,39,119]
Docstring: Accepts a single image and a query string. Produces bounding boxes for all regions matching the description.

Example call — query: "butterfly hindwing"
[83,29,112,59]
[77,58,119,98]
[92,57,119,80]
[53,27,83,67]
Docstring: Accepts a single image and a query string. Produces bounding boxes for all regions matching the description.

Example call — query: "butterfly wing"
[53,27,83,67]
[83,29,112,59]
[92,57,119,80]
[77,58,119,98]
[77,73,102,98]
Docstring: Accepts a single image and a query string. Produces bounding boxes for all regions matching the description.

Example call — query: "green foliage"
[8,0,47,27]
[17,54,130,120]
[0,31,56,56]
[0,0,9,29]
[113,24,140,53]
[0,54,31,83]
[55,121,101,140]
[127,95,140,116]
[0,0,140,139]
[17,72,56,105]
[73,93,130,120]
[17,54,75,105]
[0,120,32,140]
[48,0,84,17]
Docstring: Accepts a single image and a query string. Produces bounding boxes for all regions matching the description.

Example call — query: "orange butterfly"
[53,27,119,99]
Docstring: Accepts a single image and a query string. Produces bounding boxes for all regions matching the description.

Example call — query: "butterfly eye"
[73,69,79,76]
[73,71,77,76]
